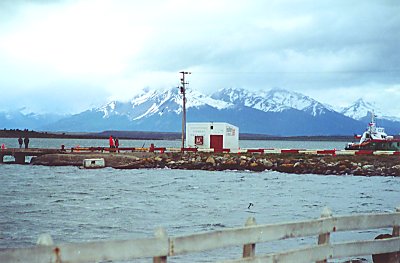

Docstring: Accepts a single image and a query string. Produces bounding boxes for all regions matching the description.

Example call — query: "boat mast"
[368,110,375,134]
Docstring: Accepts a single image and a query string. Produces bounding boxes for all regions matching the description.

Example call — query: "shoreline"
[0,129,355,141]
[20,152,400,176]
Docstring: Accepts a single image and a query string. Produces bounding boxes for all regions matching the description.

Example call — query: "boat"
[345,112,400,151]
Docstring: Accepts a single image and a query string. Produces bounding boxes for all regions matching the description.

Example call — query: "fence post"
[316,207,332,263]
[393,206,400,237]
[392,206,400,262]
[37,233,54,246]
[243,217,256,258]
[153,227,168,263]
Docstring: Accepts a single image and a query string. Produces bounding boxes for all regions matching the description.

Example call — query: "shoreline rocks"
[27,152,400,176]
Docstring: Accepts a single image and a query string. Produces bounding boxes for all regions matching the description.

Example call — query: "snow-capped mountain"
[97,87,334,123]
[341,98,379,120]
[96,88,233,121]
[6,86,400,136]
[341,98,400,122]
[40,87,371,135]
[211,87,333,116]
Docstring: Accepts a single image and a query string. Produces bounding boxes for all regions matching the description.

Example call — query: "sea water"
[0,139,399,262]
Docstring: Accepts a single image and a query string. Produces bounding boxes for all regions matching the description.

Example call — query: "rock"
[206,156,216,165]
[391,164,400,170]
[260,159,273,168]
[223,159,236,165]
[362,164,374,170]
[250,162,258,167]
[352,167,364,175]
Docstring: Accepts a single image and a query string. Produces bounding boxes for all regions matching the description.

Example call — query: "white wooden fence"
[1,207,399,263]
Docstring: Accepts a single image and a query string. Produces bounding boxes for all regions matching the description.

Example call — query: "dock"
[0,148,64,164]
[2,146,400,176]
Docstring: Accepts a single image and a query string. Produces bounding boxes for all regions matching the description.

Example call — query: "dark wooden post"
[153,227,168,263]
[316,207,332,263]
[14,153,26,164]
[391,206,400,262]
[243,217,256,258]
[393,206,400,236]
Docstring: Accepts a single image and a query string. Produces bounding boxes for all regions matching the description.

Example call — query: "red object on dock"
[214,148,230,153]
[281,149,299,154]
[317,150,336,155]
[355,150,374,155]
[149,144,166,153]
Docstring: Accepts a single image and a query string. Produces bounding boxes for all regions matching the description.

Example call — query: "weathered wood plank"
[171,212,399,255]
[219,237,400,263]
[0,237,168,263]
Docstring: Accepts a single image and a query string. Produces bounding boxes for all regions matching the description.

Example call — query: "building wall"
[186,122,239,150]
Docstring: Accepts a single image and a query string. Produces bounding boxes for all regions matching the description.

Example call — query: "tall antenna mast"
[179,71,191,150]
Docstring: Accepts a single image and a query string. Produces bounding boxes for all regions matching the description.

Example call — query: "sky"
[0,0,399,115]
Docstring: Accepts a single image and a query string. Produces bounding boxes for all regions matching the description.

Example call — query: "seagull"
[248,203,254,209]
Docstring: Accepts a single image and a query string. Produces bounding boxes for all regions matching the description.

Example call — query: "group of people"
[18,136,30,149]
[109,135,119,150]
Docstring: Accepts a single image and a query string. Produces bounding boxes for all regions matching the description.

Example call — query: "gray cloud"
[0,0,399,115]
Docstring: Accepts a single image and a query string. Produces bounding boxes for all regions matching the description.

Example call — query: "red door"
[210,135,223,150]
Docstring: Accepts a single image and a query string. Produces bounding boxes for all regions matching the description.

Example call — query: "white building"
[186,122,239,150]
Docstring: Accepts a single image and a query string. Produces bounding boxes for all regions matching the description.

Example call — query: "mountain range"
[1,87,400,136]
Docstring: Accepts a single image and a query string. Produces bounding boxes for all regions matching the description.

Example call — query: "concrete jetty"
[2,147,400,176]
[0,148,64,164]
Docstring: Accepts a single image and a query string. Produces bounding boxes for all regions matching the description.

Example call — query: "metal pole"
[179,71,190,150]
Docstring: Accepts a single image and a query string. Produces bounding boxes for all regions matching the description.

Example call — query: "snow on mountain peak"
[341,98,379,120]
[186,89,232,109]
[266,88,328,116]
[95,87,234,121]
[212,87,329,116]
[340,98,400,122]
[96,87,399,124]
[98,101,117,118]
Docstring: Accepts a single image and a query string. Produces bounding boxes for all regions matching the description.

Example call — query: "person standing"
[24,137,29,149]
[18,136,23,148]
[109,135,115,148]
[115,137,119,153]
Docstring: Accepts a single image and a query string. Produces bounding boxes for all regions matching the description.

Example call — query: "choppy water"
[0,139,399,262]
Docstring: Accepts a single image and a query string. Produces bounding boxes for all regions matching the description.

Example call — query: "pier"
[0,148,63,164]
[2,146,400,176]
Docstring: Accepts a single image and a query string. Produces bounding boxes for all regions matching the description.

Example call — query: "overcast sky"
[0,0,399,115]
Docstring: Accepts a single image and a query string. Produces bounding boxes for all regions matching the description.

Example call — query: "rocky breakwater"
[31,152,400,176]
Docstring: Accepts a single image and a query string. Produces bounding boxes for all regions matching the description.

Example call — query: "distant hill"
[0,128,356,141]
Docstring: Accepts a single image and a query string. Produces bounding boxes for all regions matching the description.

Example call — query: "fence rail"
[1,207,399,263]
